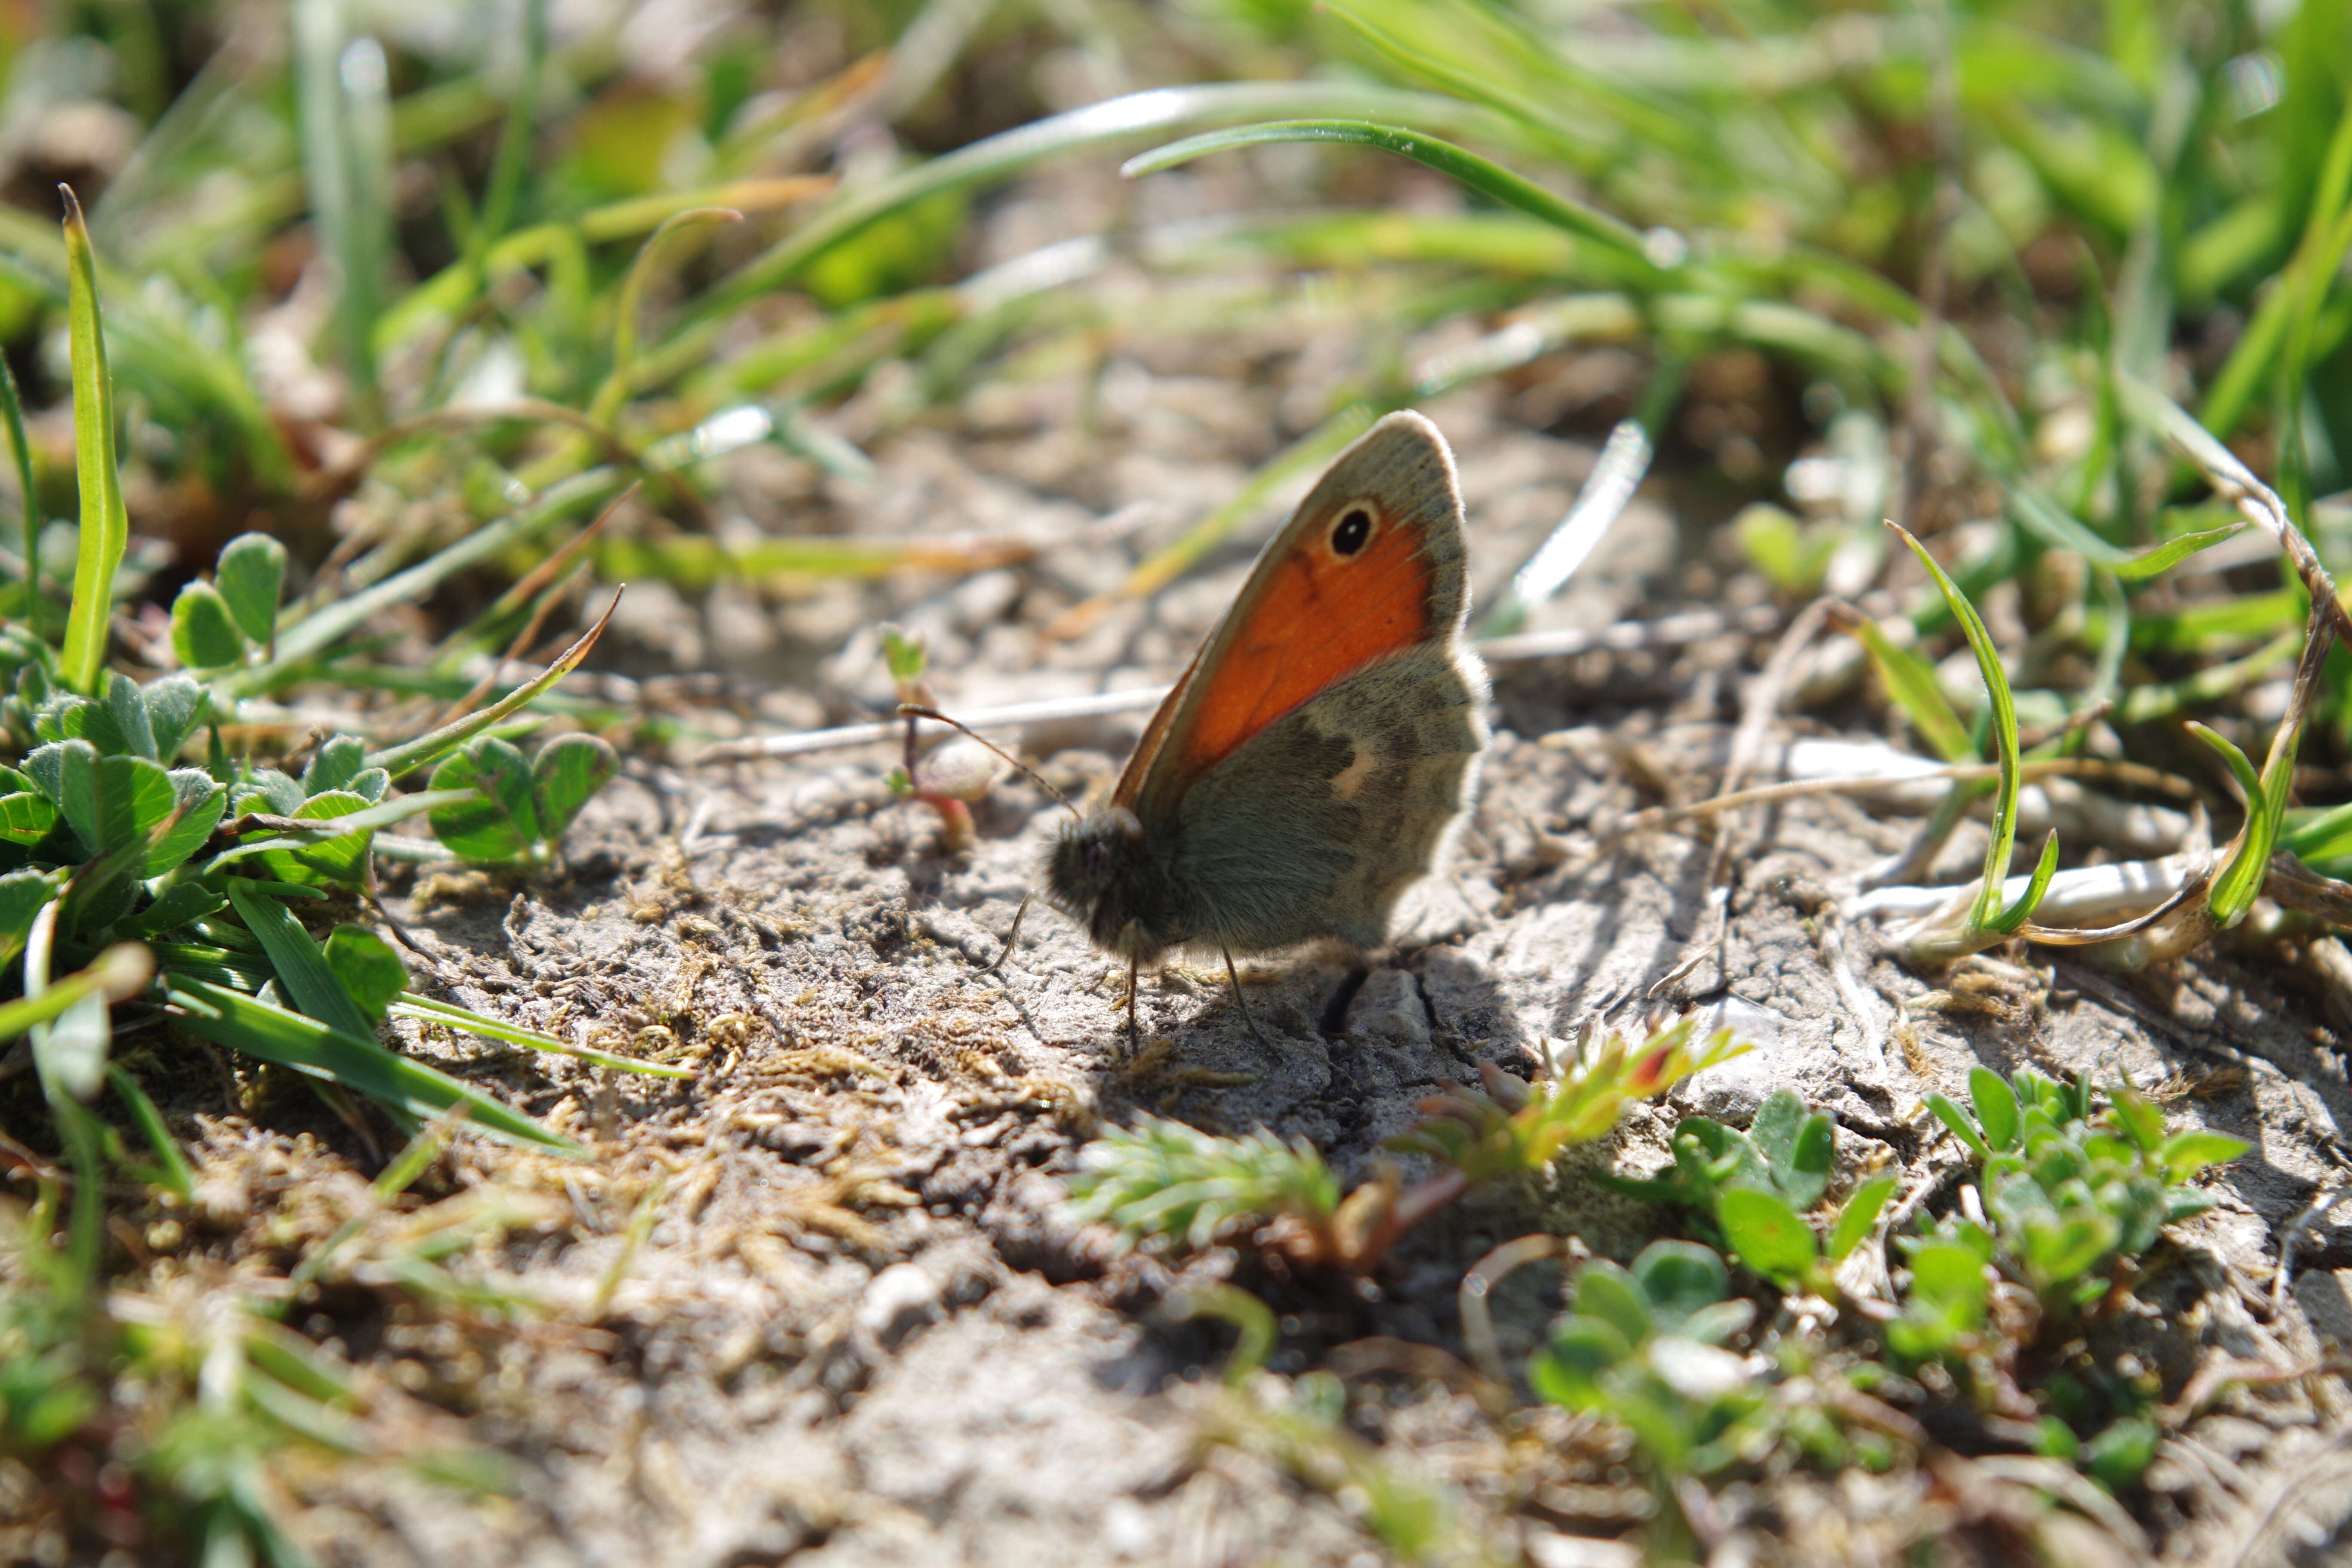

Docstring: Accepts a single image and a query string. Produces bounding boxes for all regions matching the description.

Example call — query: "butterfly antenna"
[895,705,1083,822]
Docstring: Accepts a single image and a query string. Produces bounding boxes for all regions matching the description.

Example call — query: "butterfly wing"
[1123,410,1475,829]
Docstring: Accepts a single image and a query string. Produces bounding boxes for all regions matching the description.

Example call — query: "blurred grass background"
[0,0,2343,766]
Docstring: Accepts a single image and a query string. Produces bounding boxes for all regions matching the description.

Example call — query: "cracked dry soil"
[122,306,2352,1568]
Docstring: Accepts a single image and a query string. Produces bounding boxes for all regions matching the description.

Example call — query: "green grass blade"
[294,0,357,383]
[1112,407,1372,606]
[362,590,617,778]
[692,82,1503,325]
[1481,382,1675,637]
[588,207,742,428]
[0,355,37,640]
[389,992,692,1078]
[1314,0,1602,170]
[225,879,374,1039]
[338,37,394,413]
[163,977,577,1152]
[199,788,477,873]
[1989,830,2062,934]
[1890,524,2024,937]
[107,1063,193,1201]
[2108,523,2248,580]
[2212,710,2308,927]
[56,187,126,696]
[471,0,546,266]
[227,470,624,695]
[0,943,149,1045]
[1833,610,1976,765]
[1124,121,1657,277]
[2186,720,2262,804]
[2198,591,2331,926]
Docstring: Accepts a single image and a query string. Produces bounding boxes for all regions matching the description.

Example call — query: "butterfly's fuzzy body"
[1042,410,1488,970]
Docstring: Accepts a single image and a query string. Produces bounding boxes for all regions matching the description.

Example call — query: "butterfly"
[1029,410,1489,1037]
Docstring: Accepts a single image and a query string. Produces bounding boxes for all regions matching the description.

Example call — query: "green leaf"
[1716,1187,1818,1284]
[1968,1068,2021,1152]
[36,694,126,753]
[428,738,538,863]
[104,755,178,850]
[1528,1317,1630,1411]
[0,792,58,845]
[248,789,374,887]
[224,879,374,1041]
[232,767,306,818]
[2159,1129,2252,1177]
[530,733,618,844]
[2110,1086,2165,1154]
[214,533,287,648]
[57,187,127,698]
[171,580,248,670]
[882,624,928,684]
[23,740,89,817]
[145,770,225,876]
[1828,1173,1898,1262]
[1926,1092,1993,1162]
[1628,1240,1728,1330]
[2202,661,2309,928]
[1905,1241,1991,1323]
[302,735,365,796]
[163,976,575,1152]
[48,752,173,861]
[122,881,226,938]
[1573,1260,1655,1347]
[203,788,471,877]
[0,869,55,962]
[1782,1113,1835,1210]
[1747,1090,1804,1168]
[324,926,407,1023]
[2084,1415,2159,1489]
[141,675,207,760]
[102,672,155,759]
[2020,1214,2116,1291]
[1733,503,1836,596]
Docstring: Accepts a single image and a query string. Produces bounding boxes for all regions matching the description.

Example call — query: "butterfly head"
[1043,805,1162,954]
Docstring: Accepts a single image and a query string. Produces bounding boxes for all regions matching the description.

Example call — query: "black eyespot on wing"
[1331,506,1373,556]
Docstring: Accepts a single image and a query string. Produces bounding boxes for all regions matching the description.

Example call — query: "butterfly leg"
[1221,945,1270,1045]
[986,889,1036,974]
[1125,954,1140,1043]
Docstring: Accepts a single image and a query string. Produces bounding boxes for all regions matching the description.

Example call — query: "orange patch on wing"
[1175,515,1433,779]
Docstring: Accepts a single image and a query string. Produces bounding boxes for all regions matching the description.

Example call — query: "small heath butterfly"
[1035,410,1489,1035]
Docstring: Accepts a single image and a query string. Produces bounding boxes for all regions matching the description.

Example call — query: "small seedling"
[1068,1015,1752,1273]
[1918,1066,2247,1314]
[878,624,1004,851]
[1602,1087,1898,1293]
